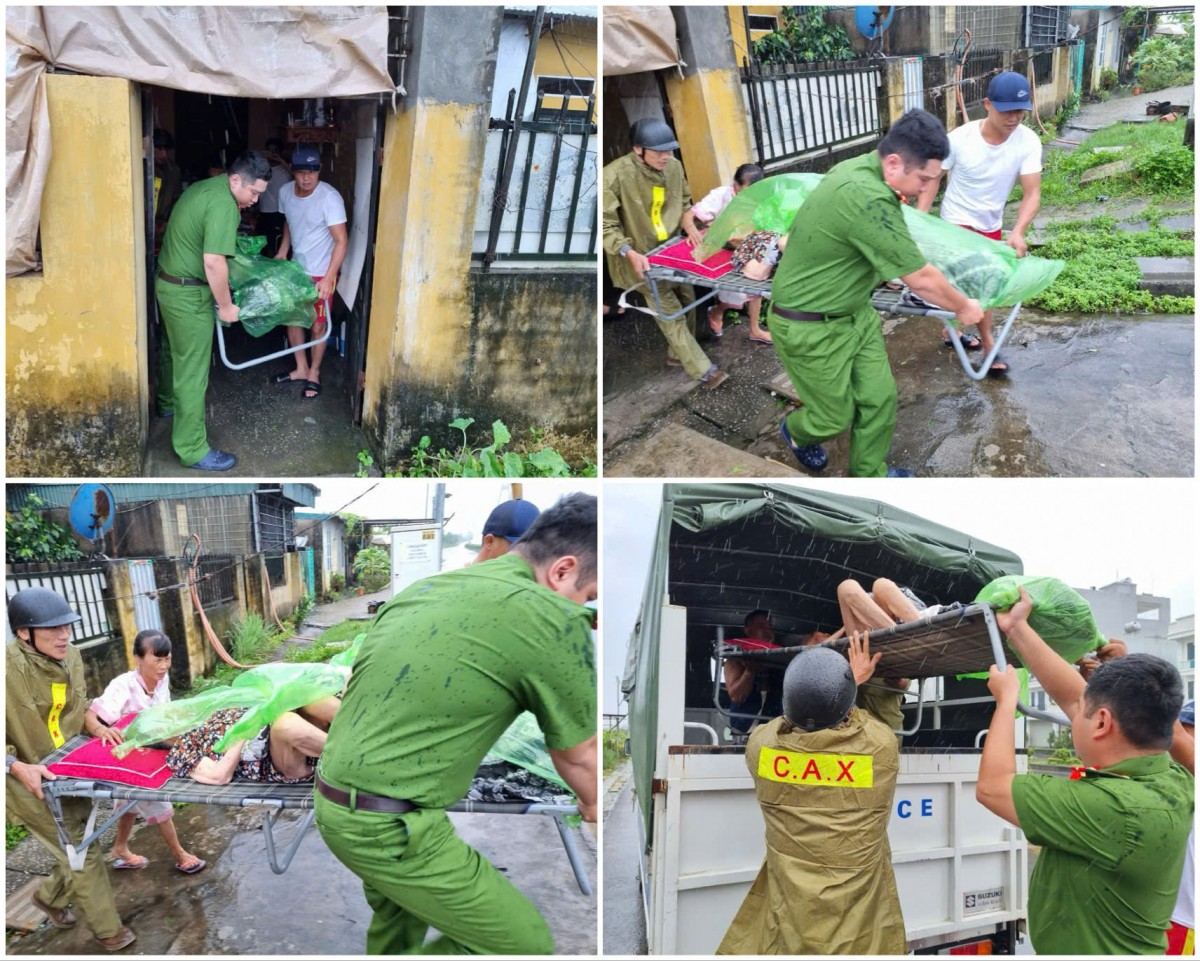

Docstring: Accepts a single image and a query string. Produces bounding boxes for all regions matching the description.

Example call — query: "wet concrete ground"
[603,303,1193,478]
[602,764,648,956]
[143,324,372,478]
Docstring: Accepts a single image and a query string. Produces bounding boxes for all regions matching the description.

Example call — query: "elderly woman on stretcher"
[112,662,346,785]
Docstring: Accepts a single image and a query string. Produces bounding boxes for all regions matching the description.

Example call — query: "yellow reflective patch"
[757,747,873,788]
[47,682,67,748]
[650,186,667,241]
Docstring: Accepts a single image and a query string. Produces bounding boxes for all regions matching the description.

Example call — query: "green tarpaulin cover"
[226,235,318,337]
[692,173,1064,310]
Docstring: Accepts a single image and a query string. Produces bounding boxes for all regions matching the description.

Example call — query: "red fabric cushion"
[725,636,781,652]
[47,713,173,789]
[647,239,734,280]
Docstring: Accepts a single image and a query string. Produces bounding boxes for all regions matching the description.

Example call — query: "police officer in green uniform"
[719,635,906,954]
[156,151,270,471]
[769,109,984,477]
[603,119,729,390]
[6,588,136,952]
[978,590,1194,955]
[314,494,599,955]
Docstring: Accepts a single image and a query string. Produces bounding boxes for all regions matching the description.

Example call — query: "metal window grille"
[960,47,1005,110]
[1030,48,1054,82]
[264,554,287,587]
[194,554,237,609]
[741,58,883,166]
[253,493,294,554]
[747,15,778,32]
[940,5,1025,54]
[1026,6,1070,48]
[6,562,111,645]
[180,496,256,556]
[475,94,597,263]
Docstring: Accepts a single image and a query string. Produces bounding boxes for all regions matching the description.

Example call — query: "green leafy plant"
[5,495,84,562]
[602,727,628,776]
[7,823,30,851]
[225,611,283,664]
[330,572,346,593]
[352,545,391,593]
[292,591,316,628]
[1133,145,1195,193]
[753,6,853,65]
[390,418,588,478]
[1099,67,1120,90]
[355,449,375,478]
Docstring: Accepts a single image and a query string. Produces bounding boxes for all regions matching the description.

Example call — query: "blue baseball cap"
[986,72,1032,112]
[291,144,321,170]
[1181,700,1195,726]
[482,499,540,543]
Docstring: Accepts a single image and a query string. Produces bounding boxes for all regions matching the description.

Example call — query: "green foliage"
[329,572,346,593]
[292,592,316,628]
[1131,17,1194,91]
[5,495,84,562]
[352,545,391,592]
[753,6,853,65]
[1099,67,1120,91]
[1051,89,1081,130]
[1038,121,1192,206]
[1133,145,1195,193]
[602,727,627,776]
[226,612,283,664]
[284,636,353,664]
[1028,218,1194,315]
[355,449,374,478]
[389,418,588,478]
[7,823,30,850]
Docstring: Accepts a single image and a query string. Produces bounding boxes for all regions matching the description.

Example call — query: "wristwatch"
[5,755,16,774]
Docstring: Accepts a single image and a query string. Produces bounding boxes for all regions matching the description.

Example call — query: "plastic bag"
[113,663,345,757]
[693,172,1064,310]
[975,575,1106,666]
[226,235,318,337]
[328,632,367,669]
[483,711,568,790]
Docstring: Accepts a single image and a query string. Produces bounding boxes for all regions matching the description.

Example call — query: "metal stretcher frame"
[214,315,332,371]
[713,603,1062,736]
[39,738,592,895]
[624,236,1021,382]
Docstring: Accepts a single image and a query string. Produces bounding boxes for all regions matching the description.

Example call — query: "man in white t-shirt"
[917,72,1042,376]
[680,163,771,344]
[272,143,348,399]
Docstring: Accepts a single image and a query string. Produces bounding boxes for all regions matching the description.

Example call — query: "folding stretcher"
[39,737,592,895]
[622,236,1020,382]
[214,313,331,371]
[714,602,1062,735]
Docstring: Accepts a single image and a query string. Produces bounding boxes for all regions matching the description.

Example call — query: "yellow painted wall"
[363,98,490,451]
[5,74,148,475]
[664,67,755,200]
[533,20,597,120]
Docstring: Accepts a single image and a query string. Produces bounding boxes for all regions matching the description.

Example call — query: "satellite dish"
[855,6,894,39]
[68,483,115,542]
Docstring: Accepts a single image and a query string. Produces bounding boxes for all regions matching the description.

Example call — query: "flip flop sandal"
[302,381,322,399]
[111,856,149,870]
[176,858,207,875]
[748,334,773,345]
[943,332,982,350]
[987,356,1010,377]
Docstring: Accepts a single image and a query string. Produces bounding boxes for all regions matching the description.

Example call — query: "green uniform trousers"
[6,787,122,938]
[652,282,711,381]
[315,794,554,955]
[771,303,897,478]
[155,277,216,466]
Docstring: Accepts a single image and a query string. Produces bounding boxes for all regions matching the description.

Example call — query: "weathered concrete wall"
[5,74,148,477]
[665,6,754,200]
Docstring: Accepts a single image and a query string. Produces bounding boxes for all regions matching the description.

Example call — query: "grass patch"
[1036,121,1193,207]
[284,617,371,664]
[187,612,287,694]
[1028,217,1194,314]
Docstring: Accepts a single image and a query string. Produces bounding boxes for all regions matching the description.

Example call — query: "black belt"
[772,305,826,322]
[315,772,416,814]
[157,270,207,287]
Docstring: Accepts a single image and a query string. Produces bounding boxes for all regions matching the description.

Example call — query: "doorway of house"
[141,88,387,476]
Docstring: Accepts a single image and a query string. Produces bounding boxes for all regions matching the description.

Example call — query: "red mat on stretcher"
[725,637,781,652]
[647,239,734,280]
[46,713,172,789]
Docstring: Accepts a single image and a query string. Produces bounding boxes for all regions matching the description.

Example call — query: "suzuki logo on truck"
[758,747,873,788]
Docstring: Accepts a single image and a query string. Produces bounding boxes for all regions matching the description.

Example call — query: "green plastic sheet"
[483,711,568,790]
[328,632,367,669]
[692,172,1064,311]
[226,235,318,337]
[975,575,1106,666]
[113,663,345,757]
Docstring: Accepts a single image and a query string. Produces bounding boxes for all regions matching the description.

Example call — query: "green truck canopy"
[621,483,1024,831]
